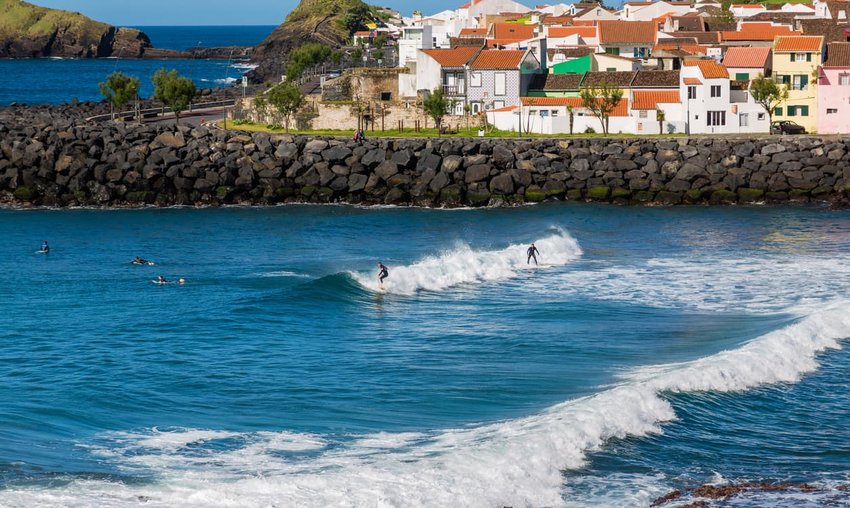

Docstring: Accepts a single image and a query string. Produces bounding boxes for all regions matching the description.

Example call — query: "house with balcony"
[722,46,772,80]
[467,49,542,113]
[680,59,768,133]
[817,42,850,133]
[415,46,480,113]
[597,20,658,61]
[772,35,824,132]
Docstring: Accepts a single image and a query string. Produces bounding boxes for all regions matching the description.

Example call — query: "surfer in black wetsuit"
[157,275,168,284]
[377,263,389,285]
[132,256,148,265]
[40,241,49,253]
[527,243,540,265]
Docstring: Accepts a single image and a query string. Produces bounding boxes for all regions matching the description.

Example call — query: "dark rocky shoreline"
[2,111,850,208]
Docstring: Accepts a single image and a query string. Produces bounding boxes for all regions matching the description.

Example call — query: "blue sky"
[34,0,299,26]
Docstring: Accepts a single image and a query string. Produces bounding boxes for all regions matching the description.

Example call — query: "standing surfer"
[377,263,389,287]
[527,243,540,265]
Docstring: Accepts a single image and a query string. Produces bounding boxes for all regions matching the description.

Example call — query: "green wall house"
[552,55,592,75]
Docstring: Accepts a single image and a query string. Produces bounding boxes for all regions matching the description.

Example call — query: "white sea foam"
[200,77,238,85]
[230,63,258,71]
[4,301,849,507]
[254,270,309,278]
[351,228,583,295]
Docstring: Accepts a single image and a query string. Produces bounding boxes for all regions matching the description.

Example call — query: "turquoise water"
[1,203,850,507]
[0,26,273,105]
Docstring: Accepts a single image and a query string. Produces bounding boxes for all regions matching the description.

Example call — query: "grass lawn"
[218,120,686,139]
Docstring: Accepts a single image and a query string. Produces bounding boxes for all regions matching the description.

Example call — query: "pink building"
[818,42,850,134]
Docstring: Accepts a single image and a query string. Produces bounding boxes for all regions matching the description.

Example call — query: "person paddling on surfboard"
[132,256,150,265]
[157,275,169,284]
[377,263,389,287]
[40,241,49,254]
[527,243,540,265]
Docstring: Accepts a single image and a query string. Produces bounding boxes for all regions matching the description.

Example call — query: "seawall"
[2,122,849,208]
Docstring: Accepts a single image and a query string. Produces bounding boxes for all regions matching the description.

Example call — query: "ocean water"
[1,203,850,507]
[0,26,273,105]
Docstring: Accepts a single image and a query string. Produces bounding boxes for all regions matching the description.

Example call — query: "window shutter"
[807,53,812,62]
[801,105,809,116]
[801,74,808,87]
[791,53,796,62]
[775,107,783,116]
[736,73,748,80]
[788,106,796,117]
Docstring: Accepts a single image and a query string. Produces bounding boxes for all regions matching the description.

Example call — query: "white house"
[414,46,481,107]
[399,25,433,68]
[486,96,632,134]
[722,46,772,81]
[621,1,692,22]
[631,90,683,133]
[467,49,541,113]
[597,20,658,61]
[680,59,767,134]
[459,0,531,28]
[730,3,767,18]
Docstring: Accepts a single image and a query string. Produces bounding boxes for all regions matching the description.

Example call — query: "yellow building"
[771,35,824,132]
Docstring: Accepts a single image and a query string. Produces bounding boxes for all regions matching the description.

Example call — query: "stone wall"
[1,119,849,208]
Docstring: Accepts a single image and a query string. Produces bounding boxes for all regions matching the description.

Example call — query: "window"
[688,86,696,99]
[710,85,721,98]
[494,72,506,96]
[828,108,838,114]
[707,110,726,126]
[739,113,749,127]
[639,110,648,118]
[470,72,482,87]
[539,110,549,117]
[606,67,617,72]
[380,91,392,101]
[471,101,482,114]
[792,74,808,91]
[553,54,565,63]
[735,72,749,81]
[757,112,765,120]
[791,52,807,62]
[633,47,648,58]
[840,73,850,85]
[605,47,620,56]
[551,109,559,117]
[775,107,783,116]
[493,100,505,109]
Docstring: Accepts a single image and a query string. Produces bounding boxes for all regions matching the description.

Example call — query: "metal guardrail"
[85,99,237,123]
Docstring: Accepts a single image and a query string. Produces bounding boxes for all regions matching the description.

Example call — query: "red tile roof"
[598,20,657,45]
[492,23,536,41]
[542,15,575,24]
[653,40,705,54]
[774,35,824,52]
[520,96,631,116]
[421,47,480,67]
[722,26,799,41]
[683,77,703,84]
[459,28,488,37]
[683,59,730,78]
[632,90,681,109]
[732,3,765,8]
[824,41,850,66]
[722,46,771,67]
[490,105,518,113]
[548,26,597,38]
[470,49,527,69]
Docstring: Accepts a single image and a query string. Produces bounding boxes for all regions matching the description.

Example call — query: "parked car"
[770,121,806,135]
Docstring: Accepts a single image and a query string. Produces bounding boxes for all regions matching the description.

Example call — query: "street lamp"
[223,48,235,130]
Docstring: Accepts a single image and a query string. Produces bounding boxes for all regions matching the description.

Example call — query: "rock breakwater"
[2,121,849,208]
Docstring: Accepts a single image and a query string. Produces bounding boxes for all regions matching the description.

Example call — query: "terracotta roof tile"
[490,105,518,112]
[493,23,536,41]
[825,41,850,65]
[548,47,596,59]
[598,20,657,45]
[548,26,597,38]
[668,16,705,32]
[722,26,799,41]
[542,15,575,24]
[653,39,705,54]
[683,59,729,78]
[421,47,480,67]
[683,77,703,84]
[800,19,850,42]
[470,49,526,69]
[459,28,488,36]
[774,35,824,52]
[631,70,681,87]
[520,96,631,116]
[632,90,681,109]
[723,46,771,68]
[672,31,721,44]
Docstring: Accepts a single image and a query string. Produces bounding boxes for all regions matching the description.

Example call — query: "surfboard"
[151,280,172,285]
[35,250,48,254]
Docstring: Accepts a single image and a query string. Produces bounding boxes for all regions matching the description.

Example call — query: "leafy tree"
[351,48,363,65]
[267,80,304,132]
[330,50,343,66]
[286,43,333,81]
[339,4,370,34]
[750,74,789,128]
[152,69,196,124]
[656,109,665,134]
[422,87,449,135]
[99,72,140,120]
[579,83,623,136]
[374,33,387,49]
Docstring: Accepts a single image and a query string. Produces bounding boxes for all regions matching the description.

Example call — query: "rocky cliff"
[248,0,371,82]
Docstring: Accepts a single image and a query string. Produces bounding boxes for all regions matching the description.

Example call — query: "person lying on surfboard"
[157,275,169,284]
[132,256,152,265]
[377,263,389,286]
[527,243,540,265]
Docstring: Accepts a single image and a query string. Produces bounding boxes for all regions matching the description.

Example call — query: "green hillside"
[0,0,108,40]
